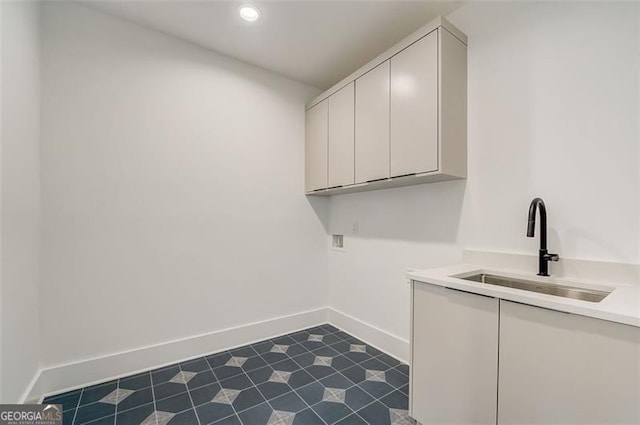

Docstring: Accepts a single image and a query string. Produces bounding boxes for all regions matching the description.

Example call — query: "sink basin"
[459,273,611,303]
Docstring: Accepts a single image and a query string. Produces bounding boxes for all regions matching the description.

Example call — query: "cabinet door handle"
[445,286,496,299]
[391,173,417,179]
[500,299,571,314]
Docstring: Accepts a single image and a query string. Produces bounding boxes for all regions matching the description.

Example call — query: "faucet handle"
[544,252,560,262]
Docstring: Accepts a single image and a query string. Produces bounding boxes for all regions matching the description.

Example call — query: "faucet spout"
[526,197,557,276]
[526,219,536,238]
[527,197,547,248]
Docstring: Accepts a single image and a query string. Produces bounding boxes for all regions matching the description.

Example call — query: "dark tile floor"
[43,325,412,425]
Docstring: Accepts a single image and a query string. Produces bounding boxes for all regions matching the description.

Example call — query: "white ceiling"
[81,1,463,90]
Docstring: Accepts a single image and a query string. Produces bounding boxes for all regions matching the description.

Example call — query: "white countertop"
[408,264,640,328]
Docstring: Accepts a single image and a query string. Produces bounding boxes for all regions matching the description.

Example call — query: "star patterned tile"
[169,370,197,384]
[268,370,292,384]
[266,410,296,425]
[313,356,333,367]
[350,344,367,353]
[43,325,411,425]
[270,344,289,354]
[323,387,346,403]
[141,411,175,425]
[99,388,133,404]
[225,356,248,367]
[390,408,415,425]
[212,388,241,404]
[365,369,387,382]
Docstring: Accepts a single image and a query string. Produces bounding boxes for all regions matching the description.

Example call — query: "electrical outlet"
[352,222,359,235]
[332,234,344,250]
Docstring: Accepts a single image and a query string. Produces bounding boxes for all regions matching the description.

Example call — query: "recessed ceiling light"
[239,5,260,22]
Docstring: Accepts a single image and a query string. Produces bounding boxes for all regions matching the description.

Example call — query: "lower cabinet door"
[498,300,640,425]
[411,283,499,425]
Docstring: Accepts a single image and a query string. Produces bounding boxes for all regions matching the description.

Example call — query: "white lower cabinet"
[411,282,640,425]
[498,300,640,425]
[411,283,499,425]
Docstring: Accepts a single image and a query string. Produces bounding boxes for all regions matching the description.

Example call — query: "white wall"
[452,1,639,262]
[26,0,640,385]
[40,2,327,368]
[0,0,42,402]
[329,1,640,350]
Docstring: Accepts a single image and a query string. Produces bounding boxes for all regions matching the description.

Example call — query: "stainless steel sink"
[459,273,611,303]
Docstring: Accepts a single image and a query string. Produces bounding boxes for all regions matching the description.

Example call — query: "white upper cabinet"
[305,17,467,195]
[304,99,328,192]
[355,61,390,183]
[390,31,438,177]
[328,82,355,188]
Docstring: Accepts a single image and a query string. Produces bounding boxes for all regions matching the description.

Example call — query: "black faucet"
[527,198,559,276]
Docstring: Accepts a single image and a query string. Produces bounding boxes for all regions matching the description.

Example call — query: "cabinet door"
[411,283,499,425]
[499,301,640,425]
[328,82,355,187]
[390,31,438,177]
[305,100,328,192]
[355,61,390,183]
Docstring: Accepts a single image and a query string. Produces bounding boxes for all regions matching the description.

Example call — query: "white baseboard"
[328,308,410,363]
[19,370,42,404]
[27,307,328,402]
[25,306,410,403]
